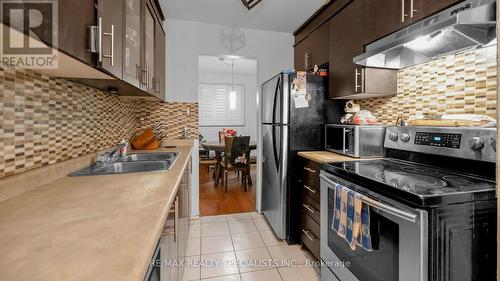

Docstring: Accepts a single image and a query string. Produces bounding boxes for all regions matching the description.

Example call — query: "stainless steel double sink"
[69,152,179,176]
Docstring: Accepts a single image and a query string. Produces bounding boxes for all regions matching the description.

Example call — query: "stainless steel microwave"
[325,124,386,158]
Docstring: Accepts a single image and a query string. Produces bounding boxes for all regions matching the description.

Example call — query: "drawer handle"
[304,185,316,194]
[302,229,315,242]
[302,203,316,214]
[304,167,317,173]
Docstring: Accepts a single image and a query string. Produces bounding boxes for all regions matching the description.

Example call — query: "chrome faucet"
[95,145,121,167]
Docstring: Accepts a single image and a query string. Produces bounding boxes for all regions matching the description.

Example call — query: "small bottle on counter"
[119,138,129,157]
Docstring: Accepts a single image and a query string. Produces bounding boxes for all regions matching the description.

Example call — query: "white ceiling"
[163,0,326,33]
[199,55,257,75]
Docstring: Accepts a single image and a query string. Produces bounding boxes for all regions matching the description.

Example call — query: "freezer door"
[262,74,282,124]
[261,124,288,239]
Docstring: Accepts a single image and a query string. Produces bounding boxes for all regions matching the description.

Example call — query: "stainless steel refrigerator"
[261,72,326,242]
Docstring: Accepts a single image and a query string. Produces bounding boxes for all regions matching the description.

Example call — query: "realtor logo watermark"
[0,0,58,69]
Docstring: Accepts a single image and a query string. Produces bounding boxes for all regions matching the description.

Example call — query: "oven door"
[325,125,350,155]
[320,172,428,281]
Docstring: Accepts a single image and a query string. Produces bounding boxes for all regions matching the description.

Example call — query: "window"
[199,83,245,126]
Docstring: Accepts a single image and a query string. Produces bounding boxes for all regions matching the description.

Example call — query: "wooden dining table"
[201,141,257,186]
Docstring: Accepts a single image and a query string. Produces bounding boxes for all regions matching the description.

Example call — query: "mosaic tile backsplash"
[0,69,198,179]
[357,46,497,124]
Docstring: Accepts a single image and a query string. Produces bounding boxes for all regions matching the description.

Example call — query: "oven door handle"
[320,174,418,223]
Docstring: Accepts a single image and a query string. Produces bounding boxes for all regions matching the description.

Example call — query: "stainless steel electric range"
[320,126,497,281]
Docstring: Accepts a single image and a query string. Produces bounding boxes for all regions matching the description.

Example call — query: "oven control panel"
[384,126,497,163]
[414,132,461,148]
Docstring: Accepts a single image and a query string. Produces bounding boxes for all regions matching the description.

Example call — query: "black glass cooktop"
[322,159,496,206]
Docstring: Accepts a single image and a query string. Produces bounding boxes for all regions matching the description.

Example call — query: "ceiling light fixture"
[241,0,262,10]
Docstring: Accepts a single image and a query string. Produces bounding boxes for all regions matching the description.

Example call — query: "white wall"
[166,19,294,102]
[198,72,258,143]
[166,19,294,213]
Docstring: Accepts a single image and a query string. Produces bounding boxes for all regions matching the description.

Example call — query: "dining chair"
[218,136,251,192]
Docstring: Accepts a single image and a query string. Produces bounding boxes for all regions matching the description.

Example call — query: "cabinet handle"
[99,17,114,66]
[410,0,418,18]
[304,185,316,194]
[174,196,179,242]
[304,52,310,70]
[361,68,365,93]
[354,69,362,92]
[401,0,408,22]
[303,167,317,173]
[98,17,102,62]
[302,229,315,242]
[302,203,316,214]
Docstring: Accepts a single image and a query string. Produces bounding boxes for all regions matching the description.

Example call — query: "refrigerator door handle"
[272,126,280,172]
[271,77,281,124]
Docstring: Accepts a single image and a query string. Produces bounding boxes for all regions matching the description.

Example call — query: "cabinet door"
[308,23,329,68]
[59,0,96,65]
[123,0,142,88]
[154,21,166,99]
[412,0,464,21]
[363,0,412,44]
[144,2,156,93]
[293,24,329,71]
[97,0,123,78]
[329,0,363,99]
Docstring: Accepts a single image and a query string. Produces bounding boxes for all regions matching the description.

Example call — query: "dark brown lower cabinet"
[298,158,322,260]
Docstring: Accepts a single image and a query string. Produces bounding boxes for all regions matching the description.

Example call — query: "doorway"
[197,55,258,216]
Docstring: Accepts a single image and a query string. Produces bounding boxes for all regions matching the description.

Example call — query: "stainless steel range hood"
[354,0,496,69]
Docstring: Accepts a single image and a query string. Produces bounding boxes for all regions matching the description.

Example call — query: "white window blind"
[199,84,244,126]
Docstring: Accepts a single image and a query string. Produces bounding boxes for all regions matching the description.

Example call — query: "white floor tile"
[231,232,266,250]
[189,224,202,238]
[201,235,234,254]
[267,245,308,266]
[240,268,283,281]
[186,238,201,257]
[202,222,230,237]
[252,217,271,232]
[278,266,320,281]
[202,215,227,224]
[250,212,264,219]
[182,256,201,281]
[228,220,258,234]
[202,274,241,281]
[200,251,239,279]
[259,230,285,247]
[235,247,274,273]
[226,212,253,222]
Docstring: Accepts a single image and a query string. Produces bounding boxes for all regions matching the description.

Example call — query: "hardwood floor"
[199,163,256,216]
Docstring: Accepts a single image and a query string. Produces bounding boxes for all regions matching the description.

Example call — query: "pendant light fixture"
[229,59,237,111]
[241,0,262,10]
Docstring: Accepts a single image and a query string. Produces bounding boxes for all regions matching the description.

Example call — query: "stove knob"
[469,137,485,150]
[388,132,398,141]
[401,133,410,142]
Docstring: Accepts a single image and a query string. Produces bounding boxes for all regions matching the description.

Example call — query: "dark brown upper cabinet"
[329,0,397,99]
[329,0,364,99]
[123,0,143,88]
[59,0,96,65]
[154,20,166,100]
[97,0,123,79]
[293,23,329,71]
[363,0,464,44]
[412,0,464,21]
[363,0,412,44]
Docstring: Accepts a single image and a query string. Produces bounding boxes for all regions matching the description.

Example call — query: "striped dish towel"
[331,184,372,251]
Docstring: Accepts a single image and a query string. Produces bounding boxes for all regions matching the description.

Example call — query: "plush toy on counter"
[340,100,378,125]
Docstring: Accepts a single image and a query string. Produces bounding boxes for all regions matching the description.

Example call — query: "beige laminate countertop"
[0,145,192,281]
[298,151,380,163]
